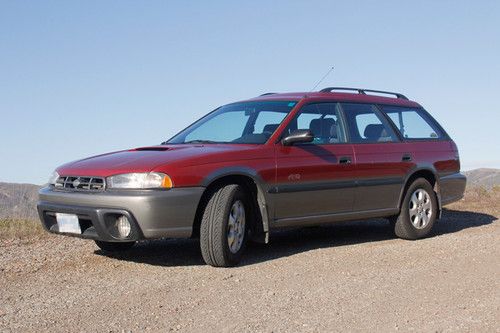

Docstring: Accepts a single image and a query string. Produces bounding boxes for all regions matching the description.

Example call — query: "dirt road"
[1,193,499,332]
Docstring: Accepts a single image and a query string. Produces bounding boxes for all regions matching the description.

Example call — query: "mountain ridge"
[463,168,500,189]
[0,182,41,220]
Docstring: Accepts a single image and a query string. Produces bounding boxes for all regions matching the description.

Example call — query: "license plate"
[56,213,82,234]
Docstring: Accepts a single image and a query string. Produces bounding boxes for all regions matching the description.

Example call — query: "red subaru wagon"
[38,87,466,267]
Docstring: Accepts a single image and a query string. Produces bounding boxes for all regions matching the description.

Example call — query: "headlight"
[48,171,60,185]
[107,172,173,189]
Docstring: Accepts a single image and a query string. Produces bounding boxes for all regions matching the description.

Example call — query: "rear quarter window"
[381,106,444,140]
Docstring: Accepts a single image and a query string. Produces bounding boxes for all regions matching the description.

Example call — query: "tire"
[94,240,135,252]
[200,184,249,267]
[394,178,438,240]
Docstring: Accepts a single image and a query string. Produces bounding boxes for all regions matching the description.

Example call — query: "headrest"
[263,124,280,134]
[364,124,387,140]
[310,118,336,137]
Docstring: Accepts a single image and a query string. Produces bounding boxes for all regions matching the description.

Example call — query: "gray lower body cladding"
[37,186,205,241]
[439,172,467,206]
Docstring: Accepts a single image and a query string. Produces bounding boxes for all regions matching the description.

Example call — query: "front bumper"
[37,186,205,241]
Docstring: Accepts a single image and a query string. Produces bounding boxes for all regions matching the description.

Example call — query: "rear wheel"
[94,240,135,252]
[200,184,248,267]
[394,178,437,240]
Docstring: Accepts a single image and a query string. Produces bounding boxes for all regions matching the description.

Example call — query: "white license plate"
[56,213,82,234]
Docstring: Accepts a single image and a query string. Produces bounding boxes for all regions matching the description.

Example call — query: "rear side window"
[341,103,398,143]
[381,106,443,139]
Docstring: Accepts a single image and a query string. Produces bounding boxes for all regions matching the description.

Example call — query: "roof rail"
[259,92,277,96]
[319,87,408,100]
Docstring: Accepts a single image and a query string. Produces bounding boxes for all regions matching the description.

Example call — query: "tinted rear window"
[381,106,444,139]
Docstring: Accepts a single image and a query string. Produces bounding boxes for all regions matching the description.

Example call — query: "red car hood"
[56,144,260,177]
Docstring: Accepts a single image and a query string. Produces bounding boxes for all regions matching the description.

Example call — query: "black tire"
[94,240,135,252]
[394,178,438,240]
[200,184,249,267]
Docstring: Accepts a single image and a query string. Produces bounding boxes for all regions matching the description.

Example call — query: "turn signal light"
[162,175,173,189]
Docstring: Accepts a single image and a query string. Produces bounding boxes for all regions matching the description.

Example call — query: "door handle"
[402,153,412,162]
[339,156,352,165]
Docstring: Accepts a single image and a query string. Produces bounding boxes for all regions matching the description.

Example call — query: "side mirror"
[282,129,314,146]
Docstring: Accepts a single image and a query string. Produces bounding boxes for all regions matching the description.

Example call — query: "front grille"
[54,176,105,192]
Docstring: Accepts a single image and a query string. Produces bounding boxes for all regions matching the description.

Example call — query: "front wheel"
[394,178,438,240]
[94,240,135,252]
[200,184,248,267]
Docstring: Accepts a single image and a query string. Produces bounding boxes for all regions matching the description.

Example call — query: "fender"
[397,165,443,218]
[201,166,273,243]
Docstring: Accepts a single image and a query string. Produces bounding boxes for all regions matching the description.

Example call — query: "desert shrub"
[476,186,490,198]
[0,219,47,239]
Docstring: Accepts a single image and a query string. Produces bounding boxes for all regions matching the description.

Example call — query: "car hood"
[56,144,262,177]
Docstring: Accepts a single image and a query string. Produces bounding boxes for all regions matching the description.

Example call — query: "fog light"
[116,215,131,238]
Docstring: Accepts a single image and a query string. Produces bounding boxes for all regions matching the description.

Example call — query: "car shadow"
[94,208,497,267]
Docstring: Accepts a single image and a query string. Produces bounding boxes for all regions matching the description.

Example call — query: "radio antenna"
[310,66,334,92]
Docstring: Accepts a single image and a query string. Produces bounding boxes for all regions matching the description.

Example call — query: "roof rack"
[319,87,408,100]
[259,92,277,96]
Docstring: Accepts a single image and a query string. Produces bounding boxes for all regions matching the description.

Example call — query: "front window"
[282,102,348,144]
[167,101,296,144]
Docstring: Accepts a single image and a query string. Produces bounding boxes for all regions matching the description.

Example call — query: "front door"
[273,102,356,224]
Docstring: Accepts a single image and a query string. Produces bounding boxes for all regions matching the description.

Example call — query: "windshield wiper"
[184,140,220,144]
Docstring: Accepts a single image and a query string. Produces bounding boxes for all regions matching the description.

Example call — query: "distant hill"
[464,168,500,189]
[0,182,41,221]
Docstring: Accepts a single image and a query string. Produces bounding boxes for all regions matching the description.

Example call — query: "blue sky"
[1,1,499,184]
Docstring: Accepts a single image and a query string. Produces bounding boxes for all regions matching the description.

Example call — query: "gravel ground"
[0,198,499,332]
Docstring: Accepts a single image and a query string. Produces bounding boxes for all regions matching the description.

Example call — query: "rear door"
[273,102,356,222]
[340,103,411,211]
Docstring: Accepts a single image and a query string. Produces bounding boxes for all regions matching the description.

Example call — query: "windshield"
[167,101,297,144]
